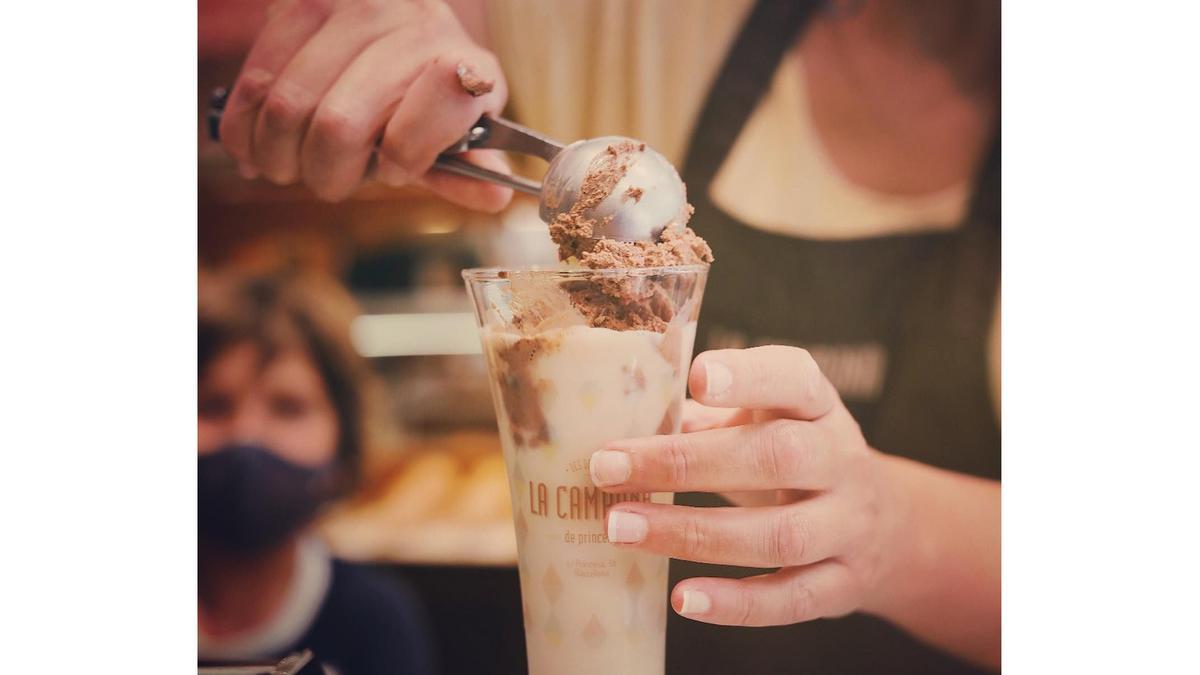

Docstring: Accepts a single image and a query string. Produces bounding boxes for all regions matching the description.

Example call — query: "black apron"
[666,1,1001,673]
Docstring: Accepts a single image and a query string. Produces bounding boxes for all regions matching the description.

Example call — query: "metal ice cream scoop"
[537,136,686,243]
[207,89,684,243]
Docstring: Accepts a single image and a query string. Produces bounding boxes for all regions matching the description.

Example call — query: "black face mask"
[198,443,341,553]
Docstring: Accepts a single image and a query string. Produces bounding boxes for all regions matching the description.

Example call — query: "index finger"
[689,346,839,420]
[220,0,330,170]
[680,398,752,433]
[590,419,839,494]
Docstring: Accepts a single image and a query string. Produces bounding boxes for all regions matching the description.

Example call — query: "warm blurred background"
[200,3,548,672]
[199,1,1004,673]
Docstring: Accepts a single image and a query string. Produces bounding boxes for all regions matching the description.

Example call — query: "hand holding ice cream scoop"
[208,89,684,243]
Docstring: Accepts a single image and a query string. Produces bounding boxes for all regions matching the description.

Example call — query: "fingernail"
[680,589,712,616]
[238,162,259,179]
[704,361,732,398]
[607,510,648,544]
[456,60,495,97]
[590,450,631,487]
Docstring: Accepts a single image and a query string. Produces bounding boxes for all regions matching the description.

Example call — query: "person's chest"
[489,0,982,242]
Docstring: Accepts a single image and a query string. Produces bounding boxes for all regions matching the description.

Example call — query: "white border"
[1,1,197,671]
[1004,2,1200,672]
[2,1,1199,672]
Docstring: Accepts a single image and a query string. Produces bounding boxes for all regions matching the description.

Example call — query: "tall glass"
[463,265,708,675]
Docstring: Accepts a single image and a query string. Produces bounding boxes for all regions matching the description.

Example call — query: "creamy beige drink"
[465,265,706,675]
[465,139,713,674]
[483,320,694,674]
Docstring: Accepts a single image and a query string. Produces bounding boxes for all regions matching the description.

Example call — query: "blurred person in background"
[198,270,434,674]
[212,0,1000,672]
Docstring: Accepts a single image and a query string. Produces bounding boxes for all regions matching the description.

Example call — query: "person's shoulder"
[303,559,435,674]
[322,559,425,625]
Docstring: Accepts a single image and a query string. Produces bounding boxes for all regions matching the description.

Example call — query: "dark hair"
[198,269,372,487]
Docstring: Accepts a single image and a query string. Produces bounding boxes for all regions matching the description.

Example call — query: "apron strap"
[681,0,823,189]
[965,133,1001,232]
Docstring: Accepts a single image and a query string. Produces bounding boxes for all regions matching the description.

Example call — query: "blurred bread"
[444,453,512,523]
[371,452,461,524]
[320,432,517,563]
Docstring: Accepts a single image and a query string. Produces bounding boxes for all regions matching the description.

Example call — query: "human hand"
[589,346,908,626]
[219,0,512,207]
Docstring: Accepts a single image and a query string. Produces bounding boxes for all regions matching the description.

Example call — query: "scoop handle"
[446,115,564,162]
[434,155,541,196]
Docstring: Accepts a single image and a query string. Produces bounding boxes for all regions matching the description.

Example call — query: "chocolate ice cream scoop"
[539,137,687,243]
[438,117,686,243]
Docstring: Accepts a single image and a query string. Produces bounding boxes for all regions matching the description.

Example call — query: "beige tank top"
[484,0,970,241]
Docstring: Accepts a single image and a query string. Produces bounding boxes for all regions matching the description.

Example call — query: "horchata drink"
[464,264,708,675]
